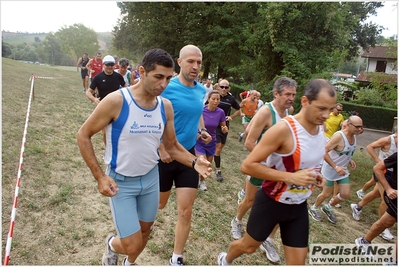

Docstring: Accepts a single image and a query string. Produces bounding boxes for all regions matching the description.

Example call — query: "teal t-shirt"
[161,77,205,150]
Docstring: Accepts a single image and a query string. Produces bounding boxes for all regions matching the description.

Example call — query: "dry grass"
[2,58,395,265]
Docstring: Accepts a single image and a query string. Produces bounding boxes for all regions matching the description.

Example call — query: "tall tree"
[2,42,12,57]
[42,33,63,65]
[55,23,99,63]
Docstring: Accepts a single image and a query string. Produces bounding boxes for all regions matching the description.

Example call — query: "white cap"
[103,55,115,64]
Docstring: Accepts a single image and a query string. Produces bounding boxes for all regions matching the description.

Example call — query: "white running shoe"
[102,234,119,265]
[231,217,242,240]
[380,229,395,241]
[237,189,245,204]
[199,180,207,191]
[356,189,365,199]
[350,203,362,221]
[260,239,280,263]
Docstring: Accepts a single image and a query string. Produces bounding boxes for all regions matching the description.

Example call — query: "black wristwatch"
[200,128,207,132]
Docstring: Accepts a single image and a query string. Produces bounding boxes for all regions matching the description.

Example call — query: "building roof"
[355,70,397,84]
[361,46,397,59]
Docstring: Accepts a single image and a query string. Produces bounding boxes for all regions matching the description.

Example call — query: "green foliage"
[55,23,99,61]
[340,102,397,131]
[113,2,384,94]
[2,41,12,57]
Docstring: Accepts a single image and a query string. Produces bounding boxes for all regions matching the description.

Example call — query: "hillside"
[1,31,112,50]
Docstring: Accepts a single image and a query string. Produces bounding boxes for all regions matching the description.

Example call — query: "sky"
[0,1,398,37]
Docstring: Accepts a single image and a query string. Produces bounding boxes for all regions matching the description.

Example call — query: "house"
[355,45,397,85]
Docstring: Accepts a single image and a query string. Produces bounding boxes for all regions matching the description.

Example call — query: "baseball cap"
[103,55,115,64]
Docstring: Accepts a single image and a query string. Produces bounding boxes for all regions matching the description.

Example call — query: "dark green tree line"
[112,2,384,96]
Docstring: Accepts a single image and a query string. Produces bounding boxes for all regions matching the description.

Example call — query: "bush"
[340,102,397,131]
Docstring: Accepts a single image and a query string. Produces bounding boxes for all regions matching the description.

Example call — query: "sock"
[311,204,318,210]
[214,156,221,168]
[356,204,362,211]
[124,258,134,265]
[172,253,182,263]
[235,217,242,223]
[326,203,333,210]
[108,236,116,252]
[266,237,273,242]
[223,256,231,265]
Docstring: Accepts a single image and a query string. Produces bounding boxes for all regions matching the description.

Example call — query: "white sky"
[0,1,398,37]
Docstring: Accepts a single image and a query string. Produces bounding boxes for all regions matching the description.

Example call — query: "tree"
[55,23,99,64]
[112,2,385,92]
[2,42,12,57]
[42,33,63,65]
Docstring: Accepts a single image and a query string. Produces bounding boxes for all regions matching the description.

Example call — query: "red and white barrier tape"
[3,75,36,265]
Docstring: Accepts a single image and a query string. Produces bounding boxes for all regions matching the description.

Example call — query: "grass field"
[1,57,395,265]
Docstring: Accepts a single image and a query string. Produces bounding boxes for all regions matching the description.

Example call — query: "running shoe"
[308,207,323,222]
[169,257,185,266]
[199,180,207,191]
[238,132,244,142]
[380,229,395,241]
[216,171,224,182]
[321,205,337,224]
[355,237,374,260]
[350,203,362,221]
[102,234,119,265]
[217,252,230,266]
[356,189,365,200]
[231,217,242,240]
[260,240,280,263]
[237,189,245,204]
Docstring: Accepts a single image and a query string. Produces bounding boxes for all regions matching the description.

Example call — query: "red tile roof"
[362,46,397,59]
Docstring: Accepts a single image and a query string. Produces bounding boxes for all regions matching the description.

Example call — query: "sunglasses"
[220,86,229,89]
[104,63,115,67]
[336,108,343,112]
[349,122,363,129]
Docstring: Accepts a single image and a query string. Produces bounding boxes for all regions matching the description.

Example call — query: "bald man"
[157,45,212,266]
[309,115,363,224]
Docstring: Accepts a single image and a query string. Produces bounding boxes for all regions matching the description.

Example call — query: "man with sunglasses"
[324,103,345,140]
[86,55,126,105]
[309,115,363,224]
[214,79,241,182]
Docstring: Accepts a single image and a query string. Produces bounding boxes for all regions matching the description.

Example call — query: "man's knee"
[178,206,193,221]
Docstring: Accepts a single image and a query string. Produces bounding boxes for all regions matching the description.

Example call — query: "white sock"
[124,257,134,265]
[223,256,231,265]
[172,253,182,263]
[235,217,242,223]
[108,236,116,252]
[266,237,273,242]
